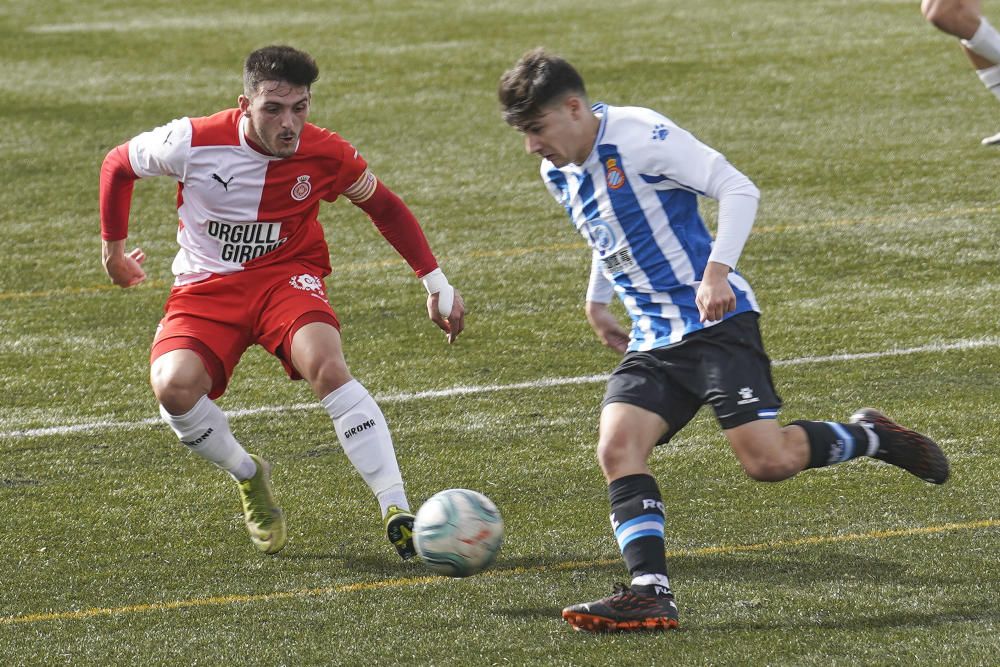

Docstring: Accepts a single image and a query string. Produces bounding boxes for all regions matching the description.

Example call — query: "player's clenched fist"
[102,240,147,288]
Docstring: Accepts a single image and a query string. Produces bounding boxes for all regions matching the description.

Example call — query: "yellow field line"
[1,206,994,303]
[2,518,995,626]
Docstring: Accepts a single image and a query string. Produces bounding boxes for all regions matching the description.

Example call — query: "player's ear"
[238,94,251,117]
[566,94,587,119]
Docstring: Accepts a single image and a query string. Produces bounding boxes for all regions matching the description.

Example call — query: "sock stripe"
[614,514,665,549]
[825,421,855,462]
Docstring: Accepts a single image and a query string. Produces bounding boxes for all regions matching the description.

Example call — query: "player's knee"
[921,0,962,30]
[740,459,799,482]
[150,363,209,415]
[596,437,641,478]
[304,357,352,397]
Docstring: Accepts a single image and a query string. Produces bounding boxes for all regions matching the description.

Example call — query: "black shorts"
[602,312,782,444]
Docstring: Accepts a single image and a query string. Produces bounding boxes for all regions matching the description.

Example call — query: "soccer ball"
[413,488,504,577]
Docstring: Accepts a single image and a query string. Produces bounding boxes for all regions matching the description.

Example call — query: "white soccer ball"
[413,488,504,577]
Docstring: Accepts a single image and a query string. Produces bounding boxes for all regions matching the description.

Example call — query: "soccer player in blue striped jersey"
[498,48,950,633]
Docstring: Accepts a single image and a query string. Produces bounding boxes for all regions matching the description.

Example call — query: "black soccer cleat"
[562,584,679,632]
[850,408,949,484]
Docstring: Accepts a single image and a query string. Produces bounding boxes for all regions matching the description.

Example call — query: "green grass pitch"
[1,0,998,664]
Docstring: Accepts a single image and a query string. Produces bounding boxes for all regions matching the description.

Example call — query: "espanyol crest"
[291,175,312,201]
[605,158,625,190]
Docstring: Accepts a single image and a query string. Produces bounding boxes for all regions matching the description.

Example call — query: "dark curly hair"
[243,45,319,97]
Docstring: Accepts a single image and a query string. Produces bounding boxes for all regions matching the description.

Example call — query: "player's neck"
[573,113,601,164]
[244,133,272,156]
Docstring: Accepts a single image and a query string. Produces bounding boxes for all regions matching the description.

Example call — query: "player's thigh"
[287,320,351,391]
[153,285,254,400]
[603,350,703,442]
[699,314,782,430]
[256,265,346,385]
[598,402,668,464]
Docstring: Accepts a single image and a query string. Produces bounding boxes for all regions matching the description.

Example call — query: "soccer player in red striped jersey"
[100,45,464,558]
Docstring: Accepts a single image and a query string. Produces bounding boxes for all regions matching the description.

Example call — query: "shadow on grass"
[491,605,567,621]
[669,552,942,586]
[697,600,999,633]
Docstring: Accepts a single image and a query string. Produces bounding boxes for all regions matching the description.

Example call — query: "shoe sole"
[562,610,679,632]
[850,408,949,484]
[386,515,418,561]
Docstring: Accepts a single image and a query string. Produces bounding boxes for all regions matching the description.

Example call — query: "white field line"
[1,337,996,440]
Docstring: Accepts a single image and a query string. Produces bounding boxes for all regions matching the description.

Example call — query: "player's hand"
[696,261,736,323]
[585,301,629,354]
[427,288,465,344]
[103,240,147,288]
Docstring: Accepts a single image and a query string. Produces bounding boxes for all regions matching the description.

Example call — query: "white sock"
[632,573,672,595]
[977,64,1000,101]
[159,396,256,481]
[322,380,409,517]
[963,17,1000,65]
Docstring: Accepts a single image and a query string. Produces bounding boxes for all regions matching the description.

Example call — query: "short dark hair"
[498,47,587,128]
[243,45,319,97]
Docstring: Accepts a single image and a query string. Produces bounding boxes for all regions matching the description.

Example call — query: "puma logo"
[212,173,234,191]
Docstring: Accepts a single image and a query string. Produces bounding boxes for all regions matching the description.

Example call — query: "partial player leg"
[922,0,985,41]
[562,402,680,632]
[151,348,285,554]
[289,321,417,560]
[921,0,1000,142]
[725,412,948,484]
[849,408,949,484]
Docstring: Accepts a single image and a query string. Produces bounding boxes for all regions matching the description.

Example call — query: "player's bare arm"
[695,261,737,323]
[585,301,629,354]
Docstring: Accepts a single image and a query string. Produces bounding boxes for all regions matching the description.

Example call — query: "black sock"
[609,474,671,597]
[791,420,877,469]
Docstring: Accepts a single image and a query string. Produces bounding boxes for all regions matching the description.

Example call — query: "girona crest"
[291,175,312,201]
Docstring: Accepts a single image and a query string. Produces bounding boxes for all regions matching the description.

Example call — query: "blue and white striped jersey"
[541,103,760,351]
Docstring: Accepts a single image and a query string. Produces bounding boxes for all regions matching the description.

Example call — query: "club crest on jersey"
[291,175,312,201]
[605,158,625,190]
[591,221,616,254]
[289,274,323,293]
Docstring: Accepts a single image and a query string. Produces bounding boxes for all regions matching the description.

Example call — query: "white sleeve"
[647,123,760,270]
[705,160,760,269]
[585,251,615,304]
[127,117,193,181]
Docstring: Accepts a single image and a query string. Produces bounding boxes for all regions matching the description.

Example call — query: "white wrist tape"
[421,268,454,317]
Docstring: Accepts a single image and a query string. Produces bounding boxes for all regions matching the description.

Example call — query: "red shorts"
[150,261,340,399]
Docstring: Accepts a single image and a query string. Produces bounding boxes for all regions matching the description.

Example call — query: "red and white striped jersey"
[127,109,375,285]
